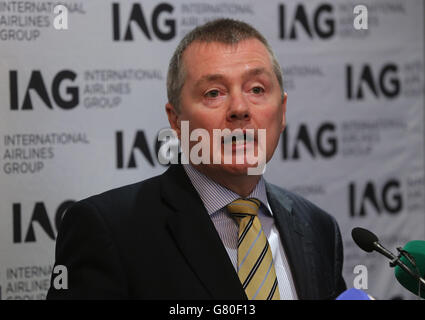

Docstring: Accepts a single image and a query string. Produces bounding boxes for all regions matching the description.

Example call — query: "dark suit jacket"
[47,164,346,300]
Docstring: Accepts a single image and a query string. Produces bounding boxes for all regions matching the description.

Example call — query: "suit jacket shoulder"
[266,182,341,236]
[48,174,168,299]
[75,175,161,223]
[265,182,346,299]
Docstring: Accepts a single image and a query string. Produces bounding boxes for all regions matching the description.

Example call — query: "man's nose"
[226,91,251,122]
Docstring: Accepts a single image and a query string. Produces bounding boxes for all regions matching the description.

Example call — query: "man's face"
[167,38,287,177]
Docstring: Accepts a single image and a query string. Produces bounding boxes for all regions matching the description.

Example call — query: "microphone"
[352,227,425,298]
[394,240,425,298]
[351,227,396,259]
[336,288,374,300]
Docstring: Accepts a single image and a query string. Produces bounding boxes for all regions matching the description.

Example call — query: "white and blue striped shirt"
[183,164,298,300]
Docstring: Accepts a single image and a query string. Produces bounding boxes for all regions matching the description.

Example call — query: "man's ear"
[281,92,287,131]
[165,103,181,139]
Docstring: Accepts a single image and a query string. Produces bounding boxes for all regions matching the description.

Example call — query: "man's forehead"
[182,39,274,79]
[184,38,269,57]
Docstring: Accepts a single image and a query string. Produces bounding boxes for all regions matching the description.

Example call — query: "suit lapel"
[265,183,316,299]
[160,164,246,300]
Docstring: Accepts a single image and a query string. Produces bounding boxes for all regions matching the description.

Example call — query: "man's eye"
[251,87,265,94]
[205,90,220,98]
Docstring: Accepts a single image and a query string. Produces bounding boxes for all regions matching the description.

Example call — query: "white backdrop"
[0,0,423,300]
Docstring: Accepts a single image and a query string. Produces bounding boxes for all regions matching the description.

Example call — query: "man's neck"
[191,164,261,198]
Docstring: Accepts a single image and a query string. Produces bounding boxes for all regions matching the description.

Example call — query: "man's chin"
[205,162,261,177]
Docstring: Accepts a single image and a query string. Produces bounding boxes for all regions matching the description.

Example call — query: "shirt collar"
[183,163,271,216]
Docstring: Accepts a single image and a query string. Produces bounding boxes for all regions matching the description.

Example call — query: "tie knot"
[226,198,261,219]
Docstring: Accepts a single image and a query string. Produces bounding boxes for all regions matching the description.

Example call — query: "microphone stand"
[373,242,425,286]
[393,247,425,298]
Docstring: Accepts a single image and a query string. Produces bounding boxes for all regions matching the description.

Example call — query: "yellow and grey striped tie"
[227,198,280,300]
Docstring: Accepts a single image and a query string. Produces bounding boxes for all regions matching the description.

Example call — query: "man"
[47,19,346,300]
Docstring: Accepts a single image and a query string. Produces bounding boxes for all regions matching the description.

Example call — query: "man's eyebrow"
[243,67,273,79]
[194,74,225,88]
[194,68,273,88]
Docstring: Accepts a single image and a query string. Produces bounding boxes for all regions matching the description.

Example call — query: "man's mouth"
[222,131,255,145]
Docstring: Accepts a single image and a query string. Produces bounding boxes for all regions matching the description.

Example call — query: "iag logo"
[278,3,335,40]
[112,2,176,41]
[349,179,403,217]
[281,122,338,160]
[346,63,400,100]
[12,200,75,243]
[116,129,179,169]
[9,70,79,110]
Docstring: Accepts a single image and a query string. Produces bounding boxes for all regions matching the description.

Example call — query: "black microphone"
[351,227,425,291]
[352,227,396,259]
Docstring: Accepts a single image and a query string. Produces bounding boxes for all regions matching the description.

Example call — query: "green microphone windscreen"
[394,240,425,298]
